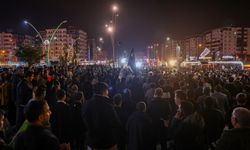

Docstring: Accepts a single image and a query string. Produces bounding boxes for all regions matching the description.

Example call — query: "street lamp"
[24,20,67,65]
[24,20,44,44]
[112,5,118,12]
[111,4,119,67]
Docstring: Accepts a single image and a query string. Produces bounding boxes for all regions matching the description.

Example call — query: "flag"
[128,48,136,73]
[199,47,210,58]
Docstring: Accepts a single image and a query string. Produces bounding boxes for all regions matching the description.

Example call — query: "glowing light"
[136,61,142,68]
[169,59,177,66]
[112,5,118,12]
[107,26,113,33]
[97,46,101,51]
[120,58,127,64]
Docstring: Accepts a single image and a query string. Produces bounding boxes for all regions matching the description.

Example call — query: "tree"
[59,44,69,66]
[15,45,44,66]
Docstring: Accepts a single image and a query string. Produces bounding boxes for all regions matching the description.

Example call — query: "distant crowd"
[0,65,250,150]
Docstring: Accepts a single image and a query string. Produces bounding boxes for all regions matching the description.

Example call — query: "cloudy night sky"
[1,0,250,52]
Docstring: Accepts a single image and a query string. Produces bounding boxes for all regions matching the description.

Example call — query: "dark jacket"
[202,108,225,144]
[69,102,86,139]
[15,124,60,150]
[50,101,72,143]
[216,128,250,150]
[173,114,206,150]
[16,79,33,106]
[83,95,121,149]
[127,111,154,150]
[148,97,172,142]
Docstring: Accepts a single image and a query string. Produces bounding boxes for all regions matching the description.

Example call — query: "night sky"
[1,0,250,52]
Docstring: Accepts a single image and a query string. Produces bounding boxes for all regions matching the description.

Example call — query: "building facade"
[183,27,250,61]
[40,27,88,63]
[0,32,34,63]
[67,26,88,61]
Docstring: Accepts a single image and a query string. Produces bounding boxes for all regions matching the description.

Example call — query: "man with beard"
[15,100,60,150]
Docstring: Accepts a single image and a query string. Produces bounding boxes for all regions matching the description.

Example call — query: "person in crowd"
[202,96,225,148]
[83,82,122,150]
[14,100,61,150]
[171,101,206,150]
[212,85,229,114]
[69,91,86,150]
[227,93,249,129]
[16,70,34,129]
[113,93,127,150]
[46,80,61,110]
[197,86,211,112]
[50,89,72,144]
[216,107,250,150]
[0,109,12,150]
[145,83,156,105]
[127,102,154,150]
[148,87,172,150]
[174,89,186,113]
[10,67,24,125]
[34,86,47,101]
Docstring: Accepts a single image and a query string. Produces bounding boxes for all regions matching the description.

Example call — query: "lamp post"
[24,20,67,65]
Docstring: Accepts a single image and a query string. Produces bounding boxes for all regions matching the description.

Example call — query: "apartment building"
[0,32,33,63]
[67,26,88,61]
[40,27,88,63]
[182,27,250,61]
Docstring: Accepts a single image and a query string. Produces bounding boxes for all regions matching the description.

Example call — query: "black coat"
[148,97,172,142]
[50,101,72,143]
[216,128,250,150]
[69,102,86,139]
[15,124,60,150]
[83,95,121,149]
[16,79,33,106]
[202,108,225,144]
[127,111,154,150]
[173,115,206,150]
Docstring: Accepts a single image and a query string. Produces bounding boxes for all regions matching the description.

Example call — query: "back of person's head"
[24,100,47,123]
[113,93,122,106]
[232,107,250,128]
[150,82,156,89]
[136,101,147,112]
[236,93,247,105]
[154,87,163,98]
[71,84,78,92]
[94,82,109,95]
[57,89,66,100]
[229,76,234,82]
[35,86,46,99]
[175,89,186,101]
[203,86,211,95]
[73,91,85,103]
[181,101,194,117]
[204,96,217,108]
[214,84,222,92]
[24,70,34,78]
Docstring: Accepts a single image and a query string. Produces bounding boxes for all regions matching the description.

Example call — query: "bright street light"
[99,37,104,43]
[112,5,118,12]
[107,26,114,33]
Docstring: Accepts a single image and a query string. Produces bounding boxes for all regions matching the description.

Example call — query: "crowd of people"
[0,65,250,150]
